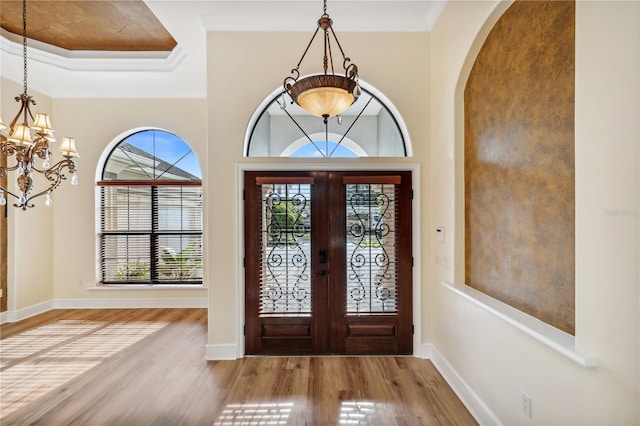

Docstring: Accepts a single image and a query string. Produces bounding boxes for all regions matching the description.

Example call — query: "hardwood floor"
[0,309,477,425]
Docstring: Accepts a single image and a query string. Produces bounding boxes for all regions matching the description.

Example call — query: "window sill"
[441,281,597,368]
[88,285,207,291]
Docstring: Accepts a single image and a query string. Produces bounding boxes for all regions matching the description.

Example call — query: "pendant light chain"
[22,0,28,95]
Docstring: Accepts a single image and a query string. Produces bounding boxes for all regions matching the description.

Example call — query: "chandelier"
[282,0,361,123]
[0,0,79,210]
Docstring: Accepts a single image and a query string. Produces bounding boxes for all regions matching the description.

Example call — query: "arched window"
[98,129,203,285]
[244,81,411,157]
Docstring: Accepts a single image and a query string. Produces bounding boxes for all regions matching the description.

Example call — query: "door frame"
[236,162,423,357]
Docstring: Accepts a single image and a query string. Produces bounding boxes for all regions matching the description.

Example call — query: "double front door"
[244,171,412,355]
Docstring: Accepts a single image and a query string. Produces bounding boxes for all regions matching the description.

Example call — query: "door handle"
[319,249,327,264]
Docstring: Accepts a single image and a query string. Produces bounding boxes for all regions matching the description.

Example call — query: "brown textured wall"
[464,0,575,334]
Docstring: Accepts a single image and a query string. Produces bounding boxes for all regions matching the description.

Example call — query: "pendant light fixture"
[0,0,79,210]
[282,0,361,123]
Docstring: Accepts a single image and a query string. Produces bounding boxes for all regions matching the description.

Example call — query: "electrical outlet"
[521,391,532,418]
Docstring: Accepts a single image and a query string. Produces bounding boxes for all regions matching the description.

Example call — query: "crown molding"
[0,30,186,72]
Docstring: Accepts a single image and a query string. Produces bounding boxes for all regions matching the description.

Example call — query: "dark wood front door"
[244,171,412,355]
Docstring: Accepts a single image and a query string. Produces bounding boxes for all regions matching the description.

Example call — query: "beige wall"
[206,31,430,347]
[50,98,209,302]
[431,0,638,424]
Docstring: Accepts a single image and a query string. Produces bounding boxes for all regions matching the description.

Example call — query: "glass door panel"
[346,182,398,314]
[259,183,312,315]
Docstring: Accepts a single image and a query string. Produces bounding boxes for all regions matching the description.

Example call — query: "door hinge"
[412,324,415,335]
[243,324,246,336]
[411,257,414,267]
[243,189,245,201]
[411,189,414,200]
[243,257,246,268]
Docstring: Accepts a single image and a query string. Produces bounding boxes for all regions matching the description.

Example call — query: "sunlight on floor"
[211,400,380,425]
[0,320,168,418]
[340,401,377,425]
[214,401,294,425]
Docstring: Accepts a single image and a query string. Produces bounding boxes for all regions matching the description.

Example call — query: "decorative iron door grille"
[345,182,398,314]
[259,182,312,315]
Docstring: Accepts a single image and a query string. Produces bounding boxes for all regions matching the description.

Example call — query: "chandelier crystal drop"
[282,0,361,123]
[0,0,79,210]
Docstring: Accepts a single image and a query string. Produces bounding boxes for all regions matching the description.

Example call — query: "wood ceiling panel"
[0,0,176,51]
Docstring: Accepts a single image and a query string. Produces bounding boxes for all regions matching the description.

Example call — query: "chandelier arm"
[295,27,321,74]
[284,28,320,98]
[345,63,358,80]
[0,185,21,201]
[325,29,334,75]
[328,26,350,69]
[31,137,51,160]
[328,96,373,157]
[0,141,22,159]
[8,94,35,132]
[282,108,327,157]
[19,158,76,210]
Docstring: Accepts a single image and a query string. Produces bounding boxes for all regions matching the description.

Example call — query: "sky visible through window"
[125,130,202,179]
[125,131,356,170]
[290,141,358,158]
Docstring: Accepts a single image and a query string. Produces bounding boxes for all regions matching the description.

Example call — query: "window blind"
[99,183,203,284]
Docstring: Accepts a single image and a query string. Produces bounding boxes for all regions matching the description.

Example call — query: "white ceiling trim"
[0,31,186,72]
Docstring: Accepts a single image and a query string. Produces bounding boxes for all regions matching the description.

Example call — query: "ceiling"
[0,1,176,51]
[0,1,446,99]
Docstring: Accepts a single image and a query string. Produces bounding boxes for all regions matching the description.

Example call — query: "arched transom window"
[245,81,411,158]
[98,129,203,285]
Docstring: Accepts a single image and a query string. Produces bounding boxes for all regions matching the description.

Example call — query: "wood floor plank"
[0,309,477,425]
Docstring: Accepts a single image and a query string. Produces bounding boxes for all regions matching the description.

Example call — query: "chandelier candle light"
[282,0,361,124]
[0,0,78,210]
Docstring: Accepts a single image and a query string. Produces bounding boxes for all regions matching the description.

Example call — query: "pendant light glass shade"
[291,74,356,117]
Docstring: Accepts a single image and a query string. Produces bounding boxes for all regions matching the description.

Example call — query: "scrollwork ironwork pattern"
[259,184,312,315]
[346,184,398,314]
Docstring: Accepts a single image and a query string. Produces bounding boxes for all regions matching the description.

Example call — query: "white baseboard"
[420,343,501,426]
[0,299,54,324]
[414,342,434,359]
[0,298,207,324]
[205,344,241,360]
[54,298,207,309]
